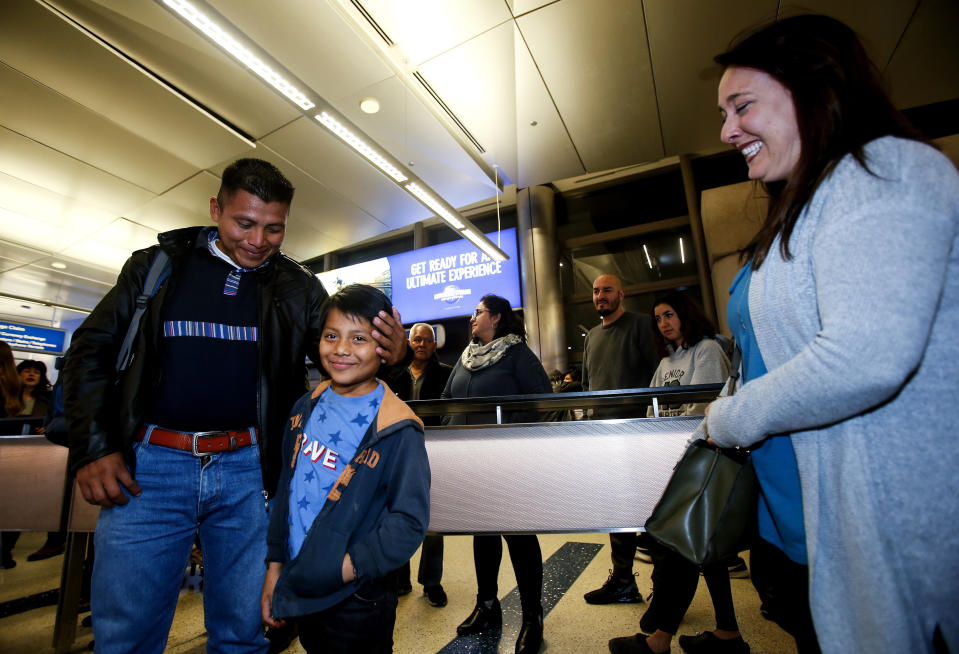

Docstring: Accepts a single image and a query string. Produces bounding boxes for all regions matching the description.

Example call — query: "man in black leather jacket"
[62,159,407,653]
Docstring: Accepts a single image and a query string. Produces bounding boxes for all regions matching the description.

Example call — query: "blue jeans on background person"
[92,431,269,654]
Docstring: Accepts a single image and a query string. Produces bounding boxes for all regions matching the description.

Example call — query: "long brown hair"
[0,341,23,416]
[715,15,927,268]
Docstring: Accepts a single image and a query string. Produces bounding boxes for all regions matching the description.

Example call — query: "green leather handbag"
[644,344,757,565]
[644,438,757,565]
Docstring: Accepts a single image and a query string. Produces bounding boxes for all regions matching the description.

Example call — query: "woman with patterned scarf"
[442,294,552,654]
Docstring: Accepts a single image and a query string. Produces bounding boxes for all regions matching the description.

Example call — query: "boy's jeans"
[92,436,269,654]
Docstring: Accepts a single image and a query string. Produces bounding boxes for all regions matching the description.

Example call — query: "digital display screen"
[317,228,521,324]
[0,320,68,354]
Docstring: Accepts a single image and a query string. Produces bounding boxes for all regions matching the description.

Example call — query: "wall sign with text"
[317,229,521,324]
[0,321,68,354]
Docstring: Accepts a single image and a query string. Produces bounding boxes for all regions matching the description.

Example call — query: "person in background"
[703,15,958,654]
[548,369,564,392]
[17,359,52,418]
[15,359,66,562]
[610,290,744,654]
[385,322,452,607]
[561,368,582,392]
[0,341,23,569]
[582,273,658,605]
[261,285,430,653]
[442,294,552,654]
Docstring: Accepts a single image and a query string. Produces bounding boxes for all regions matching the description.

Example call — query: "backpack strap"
[115,250,170,372]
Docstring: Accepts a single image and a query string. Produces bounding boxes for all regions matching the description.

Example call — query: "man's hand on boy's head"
[372,306,409,366]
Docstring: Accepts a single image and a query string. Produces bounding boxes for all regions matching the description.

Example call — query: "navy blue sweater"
[267,380,430,618]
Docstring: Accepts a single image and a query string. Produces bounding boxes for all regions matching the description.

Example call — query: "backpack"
[44,250,171,446]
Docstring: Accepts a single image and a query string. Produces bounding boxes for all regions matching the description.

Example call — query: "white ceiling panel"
[513,25,585,188]
[645,0,777,156]
[61,235,145,272]
[0,173,116,249]
[208,0,395,104]
[358,0,512,65]
[516,0,662,171]
[333,76,496,202]
[0,296,59,325]
[47,0,299,139]
[885,0,959,108]
[418,22,519,182]
[790,0,917,68]
[127,171,220,235]
[0,249,40,273]
[85,217,162,259]
[510,1,556,17]
[0,260,115,309]
[0,65,195,194]
[1,0,252,170]
[261,118,422,231]
[0,126,155,215]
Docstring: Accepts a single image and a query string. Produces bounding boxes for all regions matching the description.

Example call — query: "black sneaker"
[424,584,448,607]
[584,571,642,604]
[678,631,749,654]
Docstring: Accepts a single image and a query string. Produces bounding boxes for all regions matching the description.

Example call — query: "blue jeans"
[92,432,269,654]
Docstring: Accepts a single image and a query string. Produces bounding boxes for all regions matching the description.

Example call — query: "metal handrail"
[405,383,723,418]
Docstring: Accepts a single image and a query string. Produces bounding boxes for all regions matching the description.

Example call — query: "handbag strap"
[726,341,742,397]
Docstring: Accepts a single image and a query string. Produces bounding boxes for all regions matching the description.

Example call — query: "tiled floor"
[1,531,797,653]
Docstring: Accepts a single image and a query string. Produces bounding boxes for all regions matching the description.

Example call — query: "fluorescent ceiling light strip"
[404,183,464,229]
[461,229,506,262]
[679,237,685,264]
[315,112,408,182]
[643,244,653,269]
[162,0,315,110]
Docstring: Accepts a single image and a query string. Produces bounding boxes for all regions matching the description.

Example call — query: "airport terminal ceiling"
[1,0,957,328]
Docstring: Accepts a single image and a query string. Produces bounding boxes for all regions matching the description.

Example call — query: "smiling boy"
[260,284,430,652]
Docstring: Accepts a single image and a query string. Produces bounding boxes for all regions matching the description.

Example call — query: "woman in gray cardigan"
[701,15,958,654]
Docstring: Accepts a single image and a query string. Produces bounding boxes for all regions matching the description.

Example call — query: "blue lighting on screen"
[317,229,521,324]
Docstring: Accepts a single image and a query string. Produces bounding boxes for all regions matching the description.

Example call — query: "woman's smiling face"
[718,66,802,184]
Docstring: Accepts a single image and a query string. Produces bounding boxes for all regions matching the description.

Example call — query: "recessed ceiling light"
[359,97,380,114]
[51,261,67,270]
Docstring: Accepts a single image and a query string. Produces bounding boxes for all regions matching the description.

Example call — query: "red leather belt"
[136,426,256,455]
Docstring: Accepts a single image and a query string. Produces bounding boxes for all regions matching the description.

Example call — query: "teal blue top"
[727,263,807,564]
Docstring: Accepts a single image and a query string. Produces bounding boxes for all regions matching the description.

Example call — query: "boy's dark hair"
[650,290,716,359]
[479,294,526,342]
[216,158,295,210]
[318,284,393,334]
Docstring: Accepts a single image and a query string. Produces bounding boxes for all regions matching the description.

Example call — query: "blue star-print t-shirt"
[287,382,385,559]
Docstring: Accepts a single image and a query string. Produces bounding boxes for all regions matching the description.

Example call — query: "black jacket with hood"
[267,380,430,618]
[62,226,327,495]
